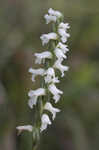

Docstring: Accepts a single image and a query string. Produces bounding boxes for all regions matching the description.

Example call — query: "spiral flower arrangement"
[16,8,70,149]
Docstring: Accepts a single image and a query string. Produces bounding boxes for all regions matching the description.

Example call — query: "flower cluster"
[16,8,70,134]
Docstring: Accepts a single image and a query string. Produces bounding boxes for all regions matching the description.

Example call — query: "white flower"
[40,114,51,132]
[28,88,46,109]
[44,75,59,84]
[48,83,63,103]
[44,14,57,24]
[34,51,52,64]
[44,102,60,120]
[48,8,62,18]
[16,125,33,132]
[54,47,67,60]
[59,22,70,30]
[40,33,58,45]
[29,68,45,81]
[57,42,69,54]
[28,98,37,109]
[45,67,55,77]
[58,22,70,43]
[44,67,59,83]
[44,8,62,24]
[58,28,70,43]
[54,59,69,77]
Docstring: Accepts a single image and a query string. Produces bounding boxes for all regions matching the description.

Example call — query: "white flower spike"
[44,102,60,120]
[40,114,51,132]
[17,8,70,143]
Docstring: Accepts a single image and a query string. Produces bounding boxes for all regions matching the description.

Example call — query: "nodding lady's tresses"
[16,7,70,141]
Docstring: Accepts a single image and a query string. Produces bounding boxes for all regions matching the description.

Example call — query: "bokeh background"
[0,0,99,150]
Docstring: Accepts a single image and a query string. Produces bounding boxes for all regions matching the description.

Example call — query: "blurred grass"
[0,0,99,150]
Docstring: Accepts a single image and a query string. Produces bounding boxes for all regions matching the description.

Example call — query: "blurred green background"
[0,0,99,150]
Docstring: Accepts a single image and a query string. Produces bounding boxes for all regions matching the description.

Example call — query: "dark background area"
[0,0,99,150]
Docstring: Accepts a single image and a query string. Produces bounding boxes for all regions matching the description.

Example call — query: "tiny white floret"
[54,59,69,77]
[44,67,59,83]
[58,22,70,43]
[58,28,70,43]
[54,47,67,60]
[34,51,52,64]
[48,83,63,103]
[57,42,69,54]
[48,8,62,18]
[44,8,62,24]
[28,88,46,109]
[40,114,51,132]
[40,33,58,45]
[59,22,70,30]
[44,102,60,120]
[44,14,57,24]
[29,68,45,81]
